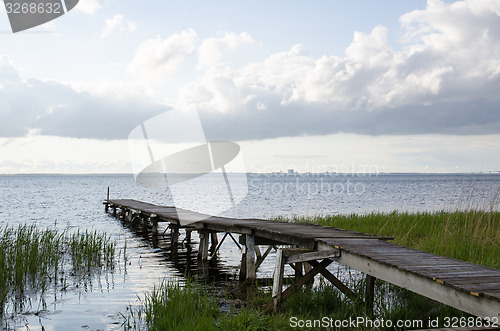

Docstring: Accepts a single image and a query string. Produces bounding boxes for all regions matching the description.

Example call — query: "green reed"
[122,279,287,331]
[0,224,117,316]
[278,209,499,269]
[69,230,116,272]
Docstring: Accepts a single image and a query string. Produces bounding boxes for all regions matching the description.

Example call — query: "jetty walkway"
[104,199,500,319]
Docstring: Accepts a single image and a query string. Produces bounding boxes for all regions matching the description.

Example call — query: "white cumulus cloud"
[176,0,500,141]
[101,14,137,38]
[128,29,197,80]
[75,0,101,15]
[197,31,257,69]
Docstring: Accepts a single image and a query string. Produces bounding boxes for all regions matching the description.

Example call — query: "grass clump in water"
[0,224,117,317]
[123,280,289,331]
[69,230,116,273]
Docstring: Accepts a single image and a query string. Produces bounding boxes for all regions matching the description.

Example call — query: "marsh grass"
[122,280,289,331]
[278,208,499,269]
[0,224,117,317]
[280,184,500,269]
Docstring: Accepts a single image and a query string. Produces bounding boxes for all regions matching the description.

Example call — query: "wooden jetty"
[104,199,500,319]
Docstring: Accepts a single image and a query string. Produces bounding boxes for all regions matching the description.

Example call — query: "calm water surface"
[0,173,499,330]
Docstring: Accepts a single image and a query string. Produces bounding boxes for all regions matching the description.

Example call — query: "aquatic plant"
[122,279,288,331]
[0,225,117,318]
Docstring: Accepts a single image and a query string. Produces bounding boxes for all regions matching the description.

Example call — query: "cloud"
[127,29,197,80]
[197,31,257,69]
[3,0,500,143]
[101,14,137,38]
[176,0,500,141]
[0,56,21,85]
[0,63,166,139]
[75,0,101,15]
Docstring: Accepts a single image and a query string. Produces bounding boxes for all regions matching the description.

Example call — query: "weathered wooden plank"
[467,283,500,291]
[271,248,286,312]
[432,275,500,283]
[317,241,500,319]
[285,249,340,264]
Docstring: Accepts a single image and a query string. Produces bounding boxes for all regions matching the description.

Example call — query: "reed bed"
[0,224,117,317]
[122,280,287,331]
[279,209,500,269]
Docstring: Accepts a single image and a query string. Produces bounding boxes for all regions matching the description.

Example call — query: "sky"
[1,0,500,174]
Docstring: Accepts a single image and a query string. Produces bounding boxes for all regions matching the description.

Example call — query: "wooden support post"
[239,235,247,281]
[304,262,313,290]
[170,225,179,247]
[197,230,209,261]
[245,234,256,281]
[295,262,303,279]
[210,232,218,253]
[185,229,192,244]
[151,217,158,236]
[112,206,117,216]
[105,187,110,212]
[272,248,286,312]
[365,274,375,317]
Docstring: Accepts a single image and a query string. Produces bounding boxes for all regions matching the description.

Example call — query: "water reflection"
[114,212,238,285]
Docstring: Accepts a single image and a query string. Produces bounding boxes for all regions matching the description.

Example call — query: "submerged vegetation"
[123,207,499,330]
[0,224,117,318]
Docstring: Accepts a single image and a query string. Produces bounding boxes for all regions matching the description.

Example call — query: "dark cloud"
[0,78,167,139]
[200,99,500,141]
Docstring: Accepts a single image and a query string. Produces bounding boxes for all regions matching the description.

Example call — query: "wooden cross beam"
[265,253,333,313]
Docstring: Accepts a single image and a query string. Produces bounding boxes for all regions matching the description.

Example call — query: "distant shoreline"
[1,172,499,176]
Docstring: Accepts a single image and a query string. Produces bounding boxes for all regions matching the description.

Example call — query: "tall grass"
[278,209,499,269]
[69,230,116,272]
[0,224,117,317]
[122,280,289,331]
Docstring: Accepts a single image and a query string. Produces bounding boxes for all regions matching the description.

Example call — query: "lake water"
[0,173,499,330]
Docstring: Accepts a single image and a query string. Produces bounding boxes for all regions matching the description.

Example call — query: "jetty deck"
[105,199,500,319]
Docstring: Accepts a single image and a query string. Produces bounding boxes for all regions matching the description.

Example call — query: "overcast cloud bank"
[1,0,499,141]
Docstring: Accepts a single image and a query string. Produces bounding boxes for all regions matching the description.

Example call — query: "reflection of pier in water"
[105,198,500,318]
[114,208,235,283]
